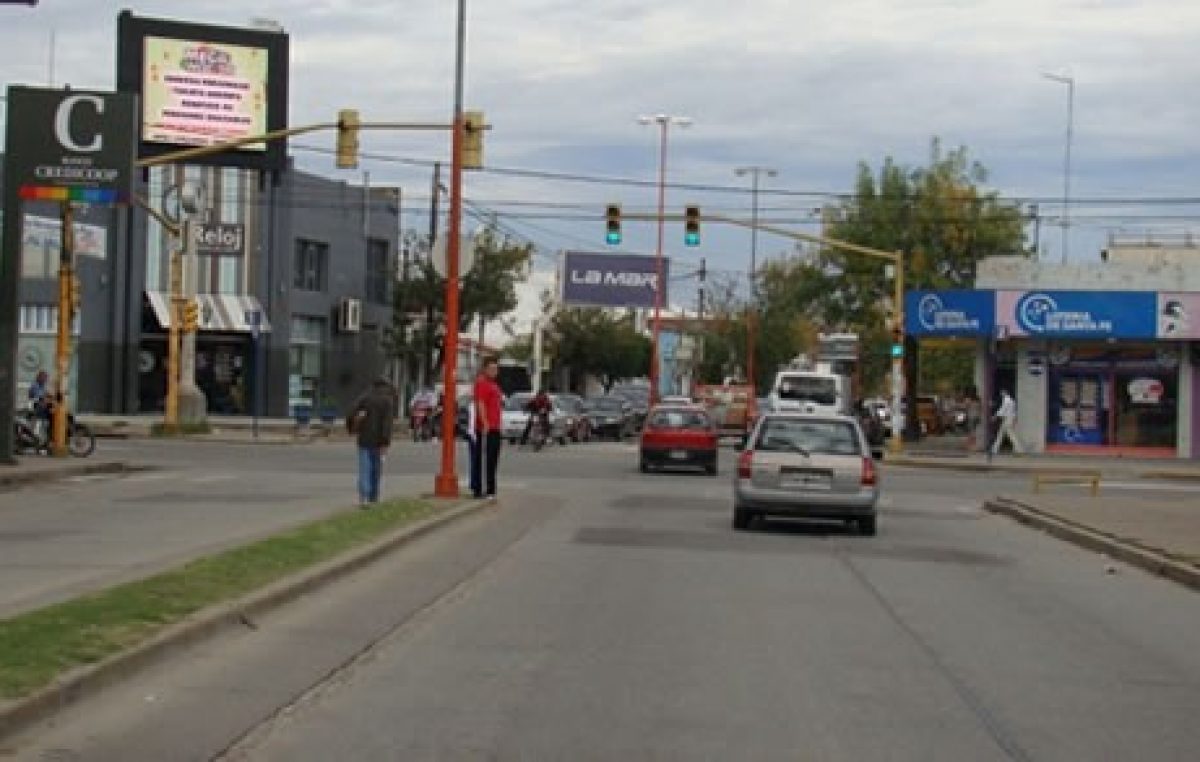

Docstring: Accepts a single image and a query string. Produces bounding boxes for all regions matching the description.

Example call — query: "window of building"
[365,237,390,304]
[289,315,325,412]
[19,304,80,335]
[294,239,328,292]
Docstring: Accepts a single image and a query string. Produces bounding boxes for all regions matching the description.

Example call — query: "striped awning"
[146,291,272,333]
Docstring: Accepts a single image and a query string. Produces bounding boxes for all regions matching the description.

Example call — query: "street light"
[1042,71,1074,263]
[734,165,776,394]
[638,113,691,404]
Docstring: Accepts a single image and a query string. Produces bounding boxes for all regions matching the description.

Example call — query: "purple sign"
[561,251,669,309]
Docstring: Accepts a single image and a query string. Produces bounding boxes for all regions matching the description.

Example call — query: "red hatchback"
[639,405,719,475]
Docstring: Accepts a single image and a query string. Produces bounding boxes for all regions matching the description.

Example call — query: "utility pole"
[697,257,707,318]
[424,162,441,390]
[735,166,776,394]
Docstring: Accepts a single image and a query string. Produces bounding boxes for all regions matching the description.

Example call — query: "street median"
[0,494,490,740]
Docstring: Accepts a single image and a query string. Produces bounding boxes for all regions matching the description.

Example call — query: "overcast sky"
[3,1,1199,334]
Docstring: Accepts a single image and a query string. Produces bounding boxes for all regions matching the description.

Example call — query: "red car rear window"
[647,409,710,429]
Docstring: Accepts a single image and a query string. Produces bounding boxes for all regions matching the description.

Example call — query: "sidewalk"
[81,415,357,444]
[887,450,1200,482]
[986,492,1200,591]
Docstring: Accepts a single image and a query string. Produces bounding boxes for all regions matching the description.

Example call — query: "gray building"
[3,158,400,419]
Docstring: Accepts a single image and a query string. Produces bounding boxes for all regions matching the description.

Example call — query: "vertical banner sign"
[560,251,670,309]
[1,85,136,461]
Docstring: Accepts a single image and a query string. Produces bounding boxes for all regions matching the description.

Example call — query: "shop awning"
[146,291,272,333]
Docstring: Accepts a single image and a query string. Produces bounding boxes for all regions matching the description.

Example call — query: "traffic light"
[891,323,904,358]
[605,203,622,245]
[182,299,200,333]
[462,110,485,170]
[684,205,700,247]
[336,109,361,169]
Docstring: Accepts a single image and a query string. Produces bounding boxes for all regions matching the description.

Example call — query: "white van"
[767,370,851,416]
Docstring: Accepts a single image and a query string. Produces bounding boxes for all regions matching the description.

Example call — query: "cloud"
[2,0,1197,266]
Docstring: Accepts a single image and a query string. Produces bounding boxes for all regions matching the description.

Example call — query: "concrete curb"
[0,461,135,491]
[984,497,1200,592]
[0,496,492,741]
[890,457,1200,483]
[1139,470,1200,483]
[886,457,1023,475]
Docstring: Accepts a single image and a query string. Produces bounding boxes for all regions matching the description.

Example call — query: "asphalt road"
[7,438,1200,760]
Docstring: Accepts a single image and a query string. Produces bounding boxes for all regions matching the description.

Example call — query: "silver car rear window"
[756,419,860,456]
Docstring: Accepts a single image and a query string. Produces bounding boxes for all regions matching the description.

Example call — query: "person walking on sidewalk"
[990,389,1023,456]
[348,378,396,507]
[470,356,503,499]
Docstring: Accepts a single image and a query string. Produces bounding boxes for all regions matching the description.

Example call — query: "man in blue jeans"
[348,378,396,507]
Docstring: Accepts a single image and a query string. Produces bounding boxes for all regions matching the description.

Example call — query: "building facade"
[3,158,400,418]
[907,243,1200,459]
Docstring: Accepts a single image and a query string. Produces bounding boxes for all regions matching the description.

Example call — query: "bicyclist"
[520,390,552,445]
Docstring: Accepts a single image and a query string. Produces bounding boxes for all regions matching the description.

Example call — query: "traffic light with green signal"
[891,324,904,358]
[684,205,700,247]
[605,203,622,245]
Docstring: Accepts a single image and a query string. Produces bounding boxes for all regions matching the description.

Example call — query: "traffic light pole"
[619,210,907,456]
[50,202,74,456]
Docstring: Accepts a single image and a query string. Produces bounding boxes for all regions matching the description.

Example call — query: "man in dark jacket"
[349,378,396,507]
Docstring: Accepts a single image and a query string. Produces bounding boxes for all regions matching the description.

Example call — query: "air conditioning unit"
[338,298,362,333]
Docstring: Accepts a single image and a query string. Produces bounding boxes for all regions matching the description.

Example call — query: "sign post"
[247,309,262,439]
[0,86,135,461]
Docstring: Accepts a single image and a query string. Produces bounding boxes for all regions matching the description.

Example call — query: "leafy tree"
[386,227,532,381]
[549,308,651,392]
[754,138,1028,395]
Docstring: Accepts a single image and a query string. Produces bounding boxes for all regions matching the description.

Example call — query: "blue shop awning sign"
[999,290,1158,339]
[905,290,995,337]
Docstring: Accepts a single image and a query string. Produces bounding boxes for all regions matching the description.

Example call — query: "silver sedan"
[733,413,879,535]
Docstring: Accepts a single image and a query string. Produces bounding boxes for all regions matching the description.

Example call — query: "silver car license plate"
[782,472,831,489]
[670,450,688,460]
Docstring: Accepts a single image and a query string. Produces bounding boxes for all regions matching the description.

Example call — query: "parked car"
[733,413,879,535]
[502,393,569,445]
[610,385,650,430]
[583,396,633,440]
[639,405,719,475]
[552,393,592,442]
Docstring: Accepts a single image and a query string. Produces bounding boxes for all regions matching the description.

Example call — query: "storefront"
[906,288,1198,459]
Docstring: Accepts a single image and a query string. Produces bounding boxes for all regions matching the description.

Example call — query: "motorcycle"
[526,415,548,452]
[12,407,95,457]
[410,407,433,442]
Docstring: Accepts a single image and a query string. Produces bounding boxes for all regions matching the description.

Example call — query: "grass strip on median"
[0,498,437,701]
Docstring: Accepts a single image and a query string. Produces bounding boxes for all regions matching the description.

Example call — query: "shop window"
[289,315,325,412]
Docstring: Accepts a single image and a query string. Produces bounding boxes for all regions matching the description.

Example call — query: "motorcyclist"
[27,371,52,444]
[520,390,552,445]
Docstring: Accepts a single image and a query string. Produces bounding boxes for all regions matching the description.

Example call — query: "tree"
[753,138,1029,395]
[549,308,651,392]
[386,227,532,382]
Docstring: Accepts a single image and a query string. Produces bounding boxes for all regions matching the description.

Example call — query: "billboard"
[905,290,995,337]
[117,11,289,171]
[142,36,269,150]
[1157,293,1200,339]
[996,290,1158,339]
[560,252,669,309]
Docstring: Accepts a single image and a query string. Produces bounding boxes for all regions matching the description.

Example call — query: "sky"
[2,0,1199,340]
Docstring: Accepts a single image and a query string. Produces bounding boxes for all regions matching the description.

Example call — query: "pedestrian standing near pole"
[348,378,396,508]
[990,389,1023,456]
[470,356,503,500]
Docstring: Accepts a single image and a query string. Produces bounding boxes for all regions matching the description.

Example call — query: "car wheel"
[858,516,878,536]
[639,459,650,473]
[732,508,752,530]
[705,463,718,476]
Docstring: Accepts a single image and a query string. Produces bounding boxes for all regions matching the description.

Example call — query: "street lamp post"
[735,166,776,394]
[1043,72,1074,263]
[434,0,468,498]
[638,114,690,404]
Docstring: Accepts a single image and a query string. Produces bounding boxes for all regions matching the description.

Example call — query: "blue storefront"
[906,289,1197,458]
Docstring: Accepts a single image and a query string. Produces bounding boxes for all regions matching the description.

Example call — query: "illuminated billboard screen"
[142,36,269,151]
[117,11,289,172]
